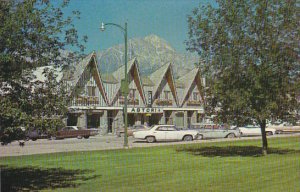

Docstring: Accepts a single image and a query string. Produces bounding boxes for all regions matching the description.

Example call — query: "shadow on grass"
[1,166,100,192]
[176,146,300,157]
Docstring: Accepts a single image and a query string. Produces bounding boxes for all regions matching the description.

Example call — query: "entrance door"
[107,111,113,133]
[165,111,173,125]
[67,113,78,126]
[175,112,184,128]
[149,114,163,125]
[187,111,194,128]
[128,114,135,126]
[87,114,100,128]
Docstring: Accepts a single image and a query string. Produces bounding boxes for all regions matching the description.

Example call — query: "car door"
[209,129,227,138]
[153,126,167,141]
[165,127,179,141]
[243,126,260,136]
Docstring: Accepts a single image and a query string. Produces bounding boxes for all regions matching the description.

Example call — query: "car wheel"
[197,134,204,140]
[146,136,156,143]
[183,135,193,141]
[226,133,235,138]
[83,136,89,139]
[266,131,273,136]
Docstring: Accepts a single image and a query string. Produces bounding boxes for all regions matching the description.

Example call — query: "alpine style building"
[63,52,205,134]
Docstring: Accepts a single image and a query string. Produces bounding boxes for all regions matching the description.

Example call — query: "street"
[1,133,299,157]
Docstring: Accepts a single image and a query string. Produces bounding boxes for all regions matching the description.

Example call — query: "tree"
[186,0,299,155]
[0,0,86,142]
[25,67,68,135]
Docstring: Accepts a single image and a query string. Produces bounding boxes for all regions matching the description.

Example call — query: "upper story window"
[129,89,136,99]
[164,91,170,100]
[193,92,198,101]
[87,86,96,96]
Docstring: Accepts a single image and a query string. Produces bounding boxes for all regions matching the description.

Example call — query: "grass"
[1,137,299,192]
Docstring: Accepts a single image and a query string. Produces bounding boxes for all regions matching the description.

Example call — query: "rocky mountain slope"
[96,34,199,78]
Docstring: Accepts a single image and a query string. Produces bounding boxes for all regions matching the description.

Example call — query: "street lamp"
[100,22,129,147]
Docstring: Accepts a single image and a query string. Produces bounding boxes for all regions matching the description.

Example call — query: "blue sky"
[64,0,214,53]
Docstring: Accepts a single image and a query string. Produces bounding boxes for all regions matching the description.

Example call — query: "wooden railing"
[74,96,99,106]
[186,100,201,106]
[155,99,172,106]
[119,97,139,105]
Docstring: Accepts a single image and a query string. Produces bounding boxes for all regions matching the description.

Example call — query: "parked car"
[25,129,49,141]
[190,124,240,139]
[133,125,199,143]
[116,124,150,137]
[87,128,100,136]
[268,123,300,134]
[190,123,220,129]
[234,125,276,136]
[51,126,96,140]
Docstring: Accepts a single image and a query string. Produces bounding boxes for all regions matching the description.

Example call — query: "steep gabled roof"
[141,76,154,86]
[110,58,146,105]
[149,63,178,105]
[69,52,108,105]
[102,73,118,84]
[175,79,185,88]
[177,68,204,107]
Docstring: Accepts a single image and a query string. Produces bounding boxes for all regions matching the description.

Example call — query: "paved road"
[1,133,299,157]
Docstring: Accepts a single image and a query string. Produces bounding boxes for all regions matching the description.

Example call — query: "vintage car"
[116,124,149,137]
[190,123,240,139]
[268,122,300,134]
[25,129,49,141]
[51,126,98,140]
[190,123,220,129]
[235,125,276,136]
[133,125,199,143]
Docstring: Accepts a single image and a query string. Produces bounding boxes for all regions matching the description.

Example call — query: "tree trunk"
[260,119,268,155]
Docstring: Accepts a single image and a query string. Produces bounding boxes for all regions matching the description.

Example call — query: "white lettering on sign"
[128,107,162,113]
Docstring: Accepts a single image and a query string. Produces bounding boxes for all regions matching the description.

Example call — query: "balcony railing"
[186,100,201,106]
[155,99,172,106]
[119,97,139,105]
[74,96,99,106]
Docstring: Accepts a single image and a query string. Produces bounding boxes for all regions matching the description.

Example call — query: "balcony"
[74,96,99,106]
[119,97,139,105]
[155,99,172,106]
[187,100,201,106]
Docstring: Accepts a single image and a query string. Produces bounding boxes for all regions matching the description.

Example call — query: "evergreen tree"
[186,0,299,154]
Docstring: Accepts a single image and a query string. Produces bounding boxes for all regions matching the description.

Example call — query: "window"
[156,126,168,131]
[164,91,170,100]
[168,127,177,131]
[129,89,136,99]
[87,86,96,96]
[193,92,198,101]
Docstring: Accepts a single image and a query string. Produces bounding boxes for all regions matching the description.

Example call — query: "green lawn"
[1,137,299,192]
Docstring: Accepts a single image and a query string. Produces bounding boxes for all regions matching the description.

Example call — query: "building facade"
[66,52,205,134]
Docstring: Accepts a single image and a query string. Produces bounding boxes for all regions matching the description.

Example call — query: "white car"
[133,125,200,143]
[237,125,276,136]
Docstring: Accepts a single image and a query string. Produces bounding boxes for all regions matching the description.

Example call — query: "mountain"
[96,34,199,78]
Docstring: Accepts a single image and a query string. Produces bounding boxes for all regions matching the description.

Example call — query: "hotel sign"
[127,107,163,113]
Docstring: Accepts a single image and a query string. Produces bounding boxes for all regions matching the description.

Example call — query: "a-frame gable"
[179,68,204,107]
[110,58,146,106]
[149,63,178,106]
[69,52,108,105]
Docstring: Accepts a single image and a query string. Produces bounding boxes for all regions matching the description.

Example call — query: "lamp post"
[100,22,129,147]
